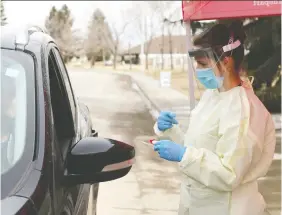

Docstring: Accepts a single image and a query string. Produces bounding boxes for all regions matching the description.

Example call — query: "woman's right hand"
[157,111,178,131]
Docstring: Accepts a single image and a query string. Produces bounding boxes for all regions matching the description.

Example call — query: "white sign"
[160,71,171,88]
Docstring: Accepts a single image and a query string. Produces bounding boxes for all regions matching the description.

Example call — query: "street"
[69,69,182,215]
[69,69,280,215]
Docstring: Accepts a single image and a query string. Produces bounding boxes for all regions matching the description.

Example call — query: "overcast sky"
[4,1,185,47]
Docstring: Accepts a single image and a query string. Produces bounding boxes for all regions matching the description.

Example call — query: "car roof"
[1,25,19,49]
[1,24,54,50]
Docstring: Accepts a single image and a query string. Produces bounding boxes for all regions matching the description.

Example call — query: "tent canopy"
[181,1,281,109]
[182,1,281,21]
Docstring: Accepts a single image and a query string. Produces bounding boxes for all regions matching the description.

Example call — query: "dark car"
[1,25,135,215]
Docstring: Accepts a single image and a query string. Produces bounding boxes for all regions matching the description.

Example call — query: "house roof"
[122,35,187,55]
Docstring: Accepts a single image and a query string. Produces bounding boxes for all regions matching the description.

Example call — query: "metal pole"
[185,20,196,109]
[161,2,165,70]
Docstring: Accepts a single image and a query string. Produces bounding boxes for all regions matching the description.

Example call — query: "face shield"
[188,40,241,90]
[188,47,224,89]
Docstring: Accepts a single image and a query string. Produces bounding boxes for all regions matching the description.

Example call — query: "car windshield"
[1,49,35,176]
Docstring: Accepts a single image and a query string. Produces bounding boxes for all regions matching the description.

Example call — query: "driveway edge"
[130,76,160,120]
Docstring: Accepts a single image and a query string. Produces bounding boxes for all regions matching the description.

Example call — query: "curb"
[130,76,160,120]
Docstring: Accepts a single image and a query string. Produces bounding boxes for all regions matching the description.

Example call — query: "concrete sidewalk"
[128,72,281,215]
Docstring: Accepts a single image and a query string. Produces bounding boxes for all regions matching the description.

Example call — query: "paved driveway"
[69,69,181,215]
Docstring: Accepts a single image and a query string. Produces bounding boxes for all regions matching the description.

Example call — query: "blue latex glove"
[157,111,178,131]
[154,140,186,162]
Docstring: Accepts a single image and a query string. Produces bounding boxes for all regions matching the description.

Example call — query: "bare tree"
[1,1,7,26]
[144,16,154,70]
[145,2,167,70]
[130,2,162,70]
[156,1,174,70]
[163,3,185,70]
[104,8,136,70]
[131,2,175,70]
[164,17,177,71]
[71,29,84,58]
[106,23,128,69]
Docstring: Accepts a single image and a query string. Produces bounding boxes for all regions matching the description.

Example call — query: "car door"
[1,48,53,215]
[47,45,90,215]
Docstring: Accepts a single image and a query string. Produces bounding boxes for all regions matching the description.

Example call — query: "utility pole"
[185,21,195,109]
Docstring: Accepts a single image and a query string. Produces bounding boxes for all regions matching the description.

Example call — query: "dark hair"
[193,20,246,71]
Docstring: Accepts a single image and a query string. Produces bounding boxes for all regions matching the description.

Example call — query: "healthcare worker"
[153,21,276,215]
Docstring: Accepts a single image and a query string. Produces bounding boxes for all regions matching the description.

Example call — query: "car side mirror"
[64,137,135,186]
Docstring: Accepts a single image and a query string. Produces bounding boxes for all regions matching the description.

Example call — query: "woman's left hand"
[154,140,186,162]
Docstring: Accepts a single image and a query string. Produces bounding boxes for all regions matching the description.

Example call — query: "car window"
[48,49,75,158]
[52,48,77,123]
[1,49,35,198]
[1,52,27,172]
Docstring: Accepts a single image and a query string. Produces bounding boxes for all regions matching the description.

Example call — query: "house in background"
[121,35,188,71]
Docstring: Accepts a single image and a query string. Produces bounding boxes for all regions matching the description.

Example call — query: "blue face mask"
[196,68,224,89]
